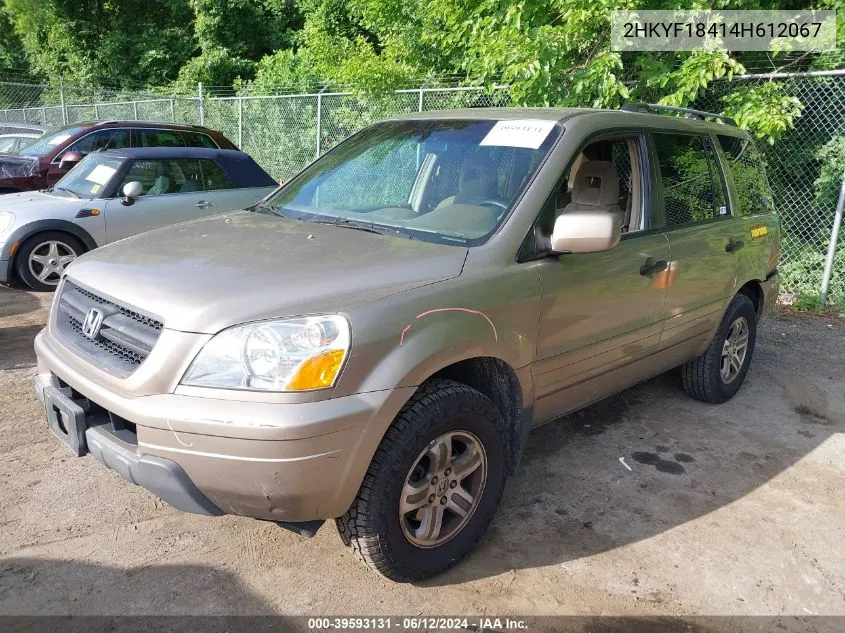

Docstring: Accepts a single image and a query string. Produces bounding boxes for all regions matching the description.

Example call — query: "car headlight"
[0,211,15,237]
[181,315,350,391]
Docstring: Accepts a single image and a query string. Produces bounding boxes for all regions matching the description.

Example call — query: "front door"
[532,134,671,422]
[102,158,209,242]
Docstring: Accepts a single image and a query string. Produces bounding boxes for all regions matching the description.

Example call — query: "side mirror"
[58,151,83,171]
[121,181,143,206]
[550,210,622,254]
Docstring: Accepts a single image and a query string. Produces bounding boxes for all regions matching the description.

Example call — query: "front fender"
[2,219,99,261]
[334,263,541,399]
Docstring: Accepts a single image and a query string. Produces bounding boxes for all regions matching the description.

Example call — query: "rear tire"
[15,231,84,291]
[682,293,757,404]
[337,379,507,582]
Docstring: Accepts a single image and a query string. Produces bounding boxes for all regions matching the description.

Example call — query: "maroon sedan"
[0,121,237,194]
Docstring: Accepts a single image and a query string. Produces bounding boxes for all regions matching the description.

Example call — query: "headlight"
[0,211,15,236]
[181,315,350,391]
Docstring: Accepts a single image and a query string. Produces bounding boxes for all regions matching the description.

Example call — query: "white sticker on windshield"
[480,119,557,149]
[85,164,117,185]
[47,134,72,146]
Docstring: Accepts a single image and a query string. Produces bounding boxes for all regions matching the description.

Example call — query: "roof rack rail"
[620,103,737,127]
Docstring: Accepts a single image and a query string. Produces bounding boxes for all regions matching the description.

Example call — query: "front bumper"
[34,330,415,522]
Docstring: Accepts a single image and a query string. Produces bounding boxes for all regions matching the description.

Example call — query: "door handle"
[725,238,745,253]
[640,257,668,277]
[194,200,214,208]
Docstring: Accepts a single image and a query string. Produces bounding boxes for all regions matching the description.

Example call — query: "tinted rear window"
[717,135,774,216]
[134,128,186,148]
[184,131,218,149]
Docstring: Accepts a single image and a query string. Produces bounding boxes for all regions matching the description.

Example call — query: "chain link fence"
[0,74,841,300]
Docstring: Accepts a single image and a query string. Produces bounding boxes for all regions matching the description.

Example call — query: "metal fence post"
[170,98,175,122]
[94,103,99,120]
[198,82,204,125]
[133,101,139,120]
[237,96,243,148]
[820,168,845,306]
[59,83,68,124]
[315,92,323,159]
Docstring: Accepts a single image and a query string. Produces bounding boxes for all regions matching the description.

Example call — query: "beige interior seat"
[560,160,621,216]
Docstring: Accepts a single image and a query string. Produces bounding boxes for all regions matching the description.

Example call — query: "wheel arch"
[737,279,764,319]
[428,356,531,476]
[2,221,96,284]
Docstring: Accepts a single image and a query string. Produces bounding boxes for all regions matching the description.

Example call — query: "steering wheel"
[466,197,508,212]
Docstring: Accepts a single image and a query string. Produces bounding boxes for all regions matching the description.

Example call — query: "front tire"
[682,293,757,404]
[15,232,83,291]
[337,379,508,581]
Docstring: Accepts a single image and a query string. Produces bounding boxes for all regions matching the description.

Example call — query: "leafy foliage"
[2,0,842,142]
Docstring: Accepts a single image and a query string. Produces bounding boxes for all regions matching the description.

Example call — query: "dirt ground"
[0,284,843,627]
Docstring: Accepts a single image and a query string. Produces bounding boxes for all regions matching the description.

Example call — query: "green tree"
[246,0,837,142]
[175,0,303,89]
[4,0,196,87]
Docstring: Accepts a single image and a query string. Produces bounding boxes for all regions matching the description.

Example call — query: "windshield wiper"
[250,200,274,214]
[309,218,415,239]
[52,186,80,199]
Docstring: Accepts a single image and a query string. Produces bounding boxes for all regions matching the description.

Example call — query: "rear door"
[650,131,741,348]
[714,134,779,282]
[102,158,208,242]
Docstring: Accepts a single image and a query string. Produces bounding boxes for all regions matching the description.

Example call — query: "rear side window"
[184,131,219,149]
[134,129,186,148]
[652,133,728,227]
[717,135,774,216]
[200,160,233,190]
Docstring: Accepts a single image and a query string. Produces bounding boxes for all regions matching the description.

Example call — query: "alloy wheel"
[720,316,749,384]
[28,240,77,286]
[399,430,488,548]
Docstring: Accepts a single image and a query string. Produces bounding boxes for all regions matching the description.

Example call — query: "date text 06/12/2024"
[307,617,529,630]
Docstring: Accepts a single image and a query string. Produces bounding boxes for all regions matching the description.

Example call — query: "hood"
[65,211,468,333]
[0,190,85,214]
[0,154,40,179]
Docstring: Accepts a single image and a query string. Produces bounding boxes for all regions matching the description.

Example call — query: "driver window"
[529,135,643,257]
[117,159,202,197]
[65,129,130,156]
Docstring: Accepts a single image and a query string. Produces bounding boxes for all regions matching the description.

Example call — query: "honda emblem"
[81,308,104,339]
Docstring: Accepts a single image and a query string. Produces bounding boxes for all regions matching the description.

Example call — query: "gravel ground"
[0,284,843,629]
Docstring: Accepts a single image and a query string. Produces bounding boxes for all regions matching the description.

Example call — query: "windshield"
[18,126,86,157]
[0,137,18,153]
[265,118,561,245]
[52,153,125,198]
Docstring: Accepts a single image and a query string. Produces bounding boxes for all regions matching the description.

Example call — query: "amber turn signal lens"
[286,349,346,391]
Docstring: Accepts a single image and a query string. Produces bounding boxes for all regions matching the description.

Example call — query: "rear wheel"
[15,231,83,291]
[682,293,757,403]
[337,379,507,581]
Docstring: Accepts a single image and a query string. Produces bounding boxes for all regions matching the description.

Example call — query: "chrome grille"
[55,280,163,376]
